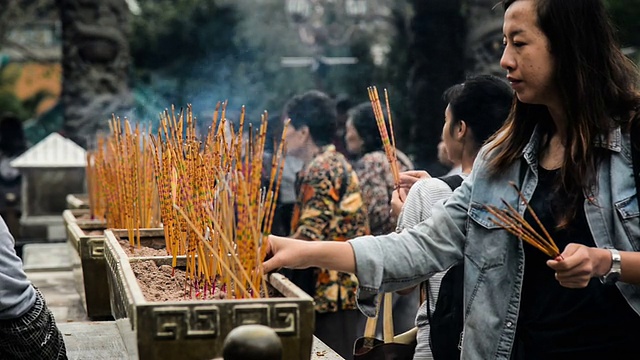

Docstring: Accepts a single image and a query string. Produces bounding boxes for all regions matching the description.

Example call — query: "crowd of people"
[265,0,640,359]
[1,0,639,359]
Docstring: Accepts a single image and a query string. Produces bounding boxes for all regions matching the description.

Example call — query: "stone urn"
[63,208,110,319]
[103,228,315,360]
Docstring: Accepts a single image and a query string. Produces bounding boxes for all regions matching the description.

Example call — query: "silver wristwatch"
[601,248,622,284]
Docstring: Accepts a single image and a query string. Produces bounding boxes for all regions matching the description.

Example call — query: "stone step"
[22,242,72,271]
[58,322,130,360]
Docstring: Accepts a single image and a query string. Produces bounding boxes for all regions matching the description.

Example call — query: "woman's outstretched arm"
[263,235,356,274]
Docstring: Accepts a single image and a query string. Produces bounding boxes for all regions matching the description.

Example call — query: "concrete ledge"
[22,242,71,271]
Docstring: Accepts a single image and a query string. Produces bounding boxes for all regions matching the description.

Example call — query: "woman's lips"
[507,77,523,90]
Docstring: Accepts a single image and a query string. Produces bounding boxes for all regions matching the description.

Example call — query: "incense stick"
[483,182,562,259]
[146,102,287,299]
[367,86,400,187]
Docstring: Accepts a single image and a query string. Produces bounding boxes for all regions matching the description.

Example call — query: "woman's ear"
[456,120,467,141]
[299,125,310,142]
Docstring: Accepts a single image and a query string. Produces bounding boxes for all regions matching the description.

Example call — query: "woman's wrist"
[594,247,614,278]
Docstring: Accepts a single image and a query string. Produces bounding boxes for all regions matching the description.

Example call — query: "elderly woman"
[345,102,414,236]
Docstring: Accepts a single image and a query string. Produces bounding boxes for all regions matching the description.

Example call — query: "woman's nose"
[500,47,514,71]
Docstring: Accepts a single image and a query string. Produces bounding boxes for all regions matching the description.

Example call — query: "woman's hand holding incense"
[397,170,431,189]
[391,170,431,215]
[390,189,405,217]
[547,243,612,288]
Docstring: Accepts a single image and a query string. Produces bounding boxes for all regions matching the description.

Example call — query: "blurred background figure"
[344,101,417,335]
[282,90,369,358]
[269,153,304,237]
[0,112,27,238]
[437,139,462,176]
[257,111,305,238]
[333,94,353,158]
[345,102,413,236]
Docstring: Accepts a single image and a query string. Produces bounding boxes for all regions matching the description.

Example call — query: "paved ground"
[21,243,344,360]
[23,243,87,323]
[22,243,130,359]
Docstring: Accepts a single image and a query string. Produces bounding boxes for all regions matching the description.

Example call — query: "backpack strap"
[438,174,464,191]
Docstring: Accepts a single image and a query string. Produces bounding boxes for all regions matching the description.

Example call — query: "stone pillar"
[56,0,133,148]
[465,0,505,77]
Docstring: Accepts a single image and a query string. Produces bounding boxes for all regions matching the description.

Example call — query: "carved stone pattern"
[153,306,220,340]
[233,303,300,336]
[271,304,299,336]
[234,304,270,327]
[88,238,104,259]
[188,306,220,338]
[107,260,128,321]
[104,238,117,272]
[57,0,133,148]
[104,244,128,320]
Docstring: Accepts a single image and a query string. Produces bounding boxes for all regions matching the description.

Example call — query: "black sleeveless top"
[513,166,640,360]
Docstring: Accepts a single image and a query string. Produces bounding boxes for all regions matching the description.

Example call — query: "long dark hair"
[488,0,640,224]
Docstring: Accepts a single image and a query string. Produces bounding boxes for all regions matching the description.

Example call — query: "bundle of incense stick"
[150,102,287,299]
[102,116,161,247]
[367,86,400,186]
[86,136,107,220]
[483,182,561,258]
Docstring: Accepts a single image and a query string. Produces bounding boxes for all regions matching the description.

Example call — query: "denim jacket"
[349,126,640,359]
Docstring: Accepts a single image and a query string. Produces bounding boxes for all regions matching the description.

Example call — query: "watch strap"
[600,248,621,284]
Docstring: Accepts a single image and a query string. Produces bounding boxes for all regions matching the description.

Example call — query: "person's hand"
[390,189,405,217]
[547,243,609,288]
[263,235,312,273]
[398,170,431,190]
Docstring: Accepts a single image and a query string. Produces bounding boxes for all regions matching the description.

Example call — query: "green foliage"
[131,0,238,71]
[0,90,28,120]
[130,0,246,119]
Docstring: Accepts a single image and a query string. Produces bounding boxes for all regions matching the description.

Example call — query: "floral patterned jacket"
[352,150,413,235]
[291,145,370,313]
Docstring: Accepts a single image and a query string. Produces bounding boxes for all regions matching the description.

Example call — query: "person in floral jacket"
[282,90,370,358]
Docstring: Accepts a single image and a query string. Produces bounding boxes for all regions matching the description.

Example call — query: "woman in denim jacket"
[265,0,640,358]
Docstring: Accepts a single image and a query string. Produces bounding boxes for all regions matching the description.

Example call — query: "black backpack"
[427,174,464,360]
